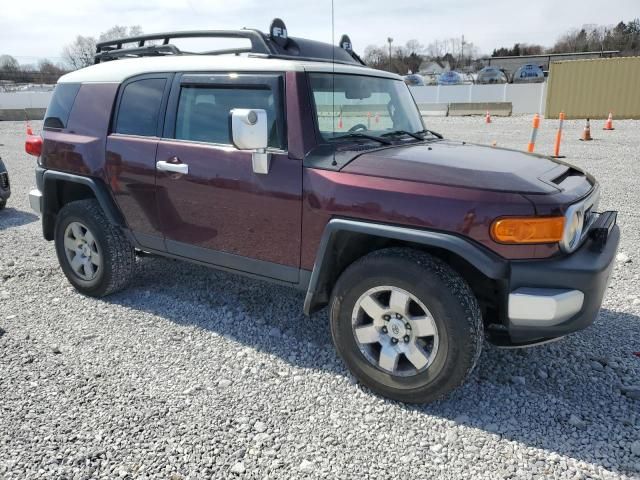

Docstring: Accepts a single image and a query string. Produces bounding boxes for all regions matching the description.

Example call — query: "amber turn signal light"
[491,217,565,244]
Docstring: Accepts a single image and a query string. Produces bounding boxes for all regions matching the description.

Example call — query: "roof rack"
[94,18,366,67]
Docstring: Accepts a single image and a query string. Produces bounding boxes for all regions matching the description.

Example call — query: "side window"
[175,86,282,149]
[44,83,80,130]
[115,78,166,136]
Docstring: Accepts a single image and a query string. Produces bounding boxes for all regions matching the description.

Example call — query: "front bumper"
[506,214,620,343]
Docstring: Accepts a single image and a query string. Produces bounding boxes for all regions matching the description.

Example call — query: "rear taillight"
[25,135,42,157]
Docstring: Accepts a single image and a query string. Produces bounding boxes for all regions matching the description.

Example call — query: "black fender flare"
[41,169,125,239]
[303,218,509,315]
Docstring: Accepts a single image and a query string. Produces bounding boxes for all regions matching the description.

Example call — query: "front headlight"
[560,208,584,252]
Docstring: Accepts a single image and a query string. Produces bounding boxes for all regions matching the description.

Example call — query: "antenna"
[331,0,336,139]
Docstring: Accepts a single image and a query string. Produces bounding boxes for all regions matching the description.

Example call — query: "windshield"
[309,73,424,141]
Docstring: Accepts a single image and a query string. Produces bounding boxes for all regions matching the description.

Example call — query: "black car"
[0,157,10,209]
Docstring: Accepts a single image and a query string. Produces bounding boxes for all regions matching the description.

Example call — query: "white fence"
[409,83,547,115]
[0,91,52,109]
[0,83,548,118]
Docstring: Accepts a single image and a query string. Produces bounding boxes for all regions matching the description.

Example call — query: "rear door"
[106,74,172,251]
[155,72,302,283]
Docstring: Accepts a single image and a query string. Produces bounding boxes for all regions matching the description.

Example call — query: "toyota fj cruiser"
[26,19,619,403]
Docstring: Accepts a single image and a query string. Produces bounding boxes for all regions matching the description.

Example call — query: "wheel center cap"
[80,244,91,257]
[388,318,406,339]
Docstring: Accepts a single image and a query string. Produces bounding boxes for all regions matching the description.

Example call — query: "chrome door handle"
[157,160,188,175]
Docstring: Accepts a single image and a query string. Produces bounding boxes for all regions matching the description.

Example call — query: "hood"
[341,140,573,194]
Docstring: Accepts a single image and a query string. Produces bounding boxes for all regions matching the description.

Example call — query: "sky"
[1,0,637,65]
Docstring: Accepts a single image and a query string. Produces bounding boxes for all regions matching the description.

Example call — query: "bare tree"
[426,40,445,59]
[363,45,387,68]
[98,25,143,43]
[364,40,429,73]
[62,35,97,70]
[549,19,640,55]
[0,55,20,72]
[37,60,66,83]
[405,39,425,56]
[61,26,144,70]
[0,55,24,82]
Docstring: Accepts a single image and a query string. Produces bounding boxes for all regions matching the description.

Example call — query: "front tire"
[330,248,483,403]
[54,199,135,297]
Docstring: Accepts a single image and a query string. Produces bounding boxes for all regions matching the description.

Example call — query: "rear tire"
[54,199,135,297]
[330,248,483,403]
[0,198,6,210]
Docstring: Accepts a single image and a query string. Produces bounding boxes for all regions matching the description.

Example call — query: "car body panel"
[341,141,564,194]
[40,83,117,177]
[285,72,318,161]
[300,167,550,270]
[154,140,302,269]
[106,135,164,244]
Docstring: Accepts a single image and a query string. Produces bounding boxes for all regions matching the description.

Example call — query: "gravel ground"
[0,117,639,479]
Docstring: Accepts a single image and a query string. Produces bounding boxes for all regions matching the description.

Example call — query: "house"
[418,59,450,75]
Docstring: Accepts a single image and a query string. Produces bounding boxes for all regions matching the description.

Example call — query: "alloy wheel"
[351,286,439,377]
[63,221,102,281]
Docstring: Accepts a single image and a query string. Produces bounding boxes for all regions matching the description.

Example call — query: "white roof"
[58,55,401,83]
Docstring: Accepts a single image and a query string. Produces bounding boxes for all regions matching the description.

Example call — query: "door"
[155,73,303,283]
[105,74,172,251]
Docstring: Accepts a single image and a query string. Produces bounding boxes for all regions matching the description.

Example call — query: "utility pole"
[387,37,393,72]
[461,34,465,68]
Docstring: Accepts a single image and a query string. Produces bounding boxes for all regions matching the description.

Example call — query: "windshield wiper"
[381,130,425,141]
[333,132,392,145]
[415,129,443,139]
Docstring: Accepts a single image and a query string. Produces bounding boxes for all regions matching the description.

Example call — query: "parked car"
[476,66,508,84]
[0,157,10,209]
[513,64,545,83]
[26,19,619,403]
[403,74,425,86]
[438,71,463,85]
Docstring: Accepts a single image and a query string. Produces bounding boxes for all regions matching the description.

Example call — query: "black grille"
[0,172,8,190]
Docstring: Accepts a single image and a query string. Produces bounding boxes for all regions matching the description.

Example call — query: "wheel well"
[309,231,506,329]
[42,180,97,240]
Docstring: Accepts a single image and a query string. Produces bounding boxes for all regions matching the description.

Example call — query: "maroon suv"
[27,21,619,403]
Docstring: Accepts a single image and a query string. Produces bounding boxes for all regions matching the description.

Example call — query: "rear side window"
[115,78,166,136]
[44,83,80,129]
[175,86,282,148]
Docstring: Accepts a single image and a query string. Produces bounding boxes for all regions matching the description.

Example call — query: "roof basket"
[94,18,366,67]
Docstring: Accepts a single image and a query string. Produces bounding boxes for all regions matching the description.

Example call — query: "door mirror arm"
[251,149,271,175]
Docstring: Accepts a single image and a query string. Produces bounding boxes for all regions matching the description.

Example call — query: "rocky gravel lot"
[0,117,639,479]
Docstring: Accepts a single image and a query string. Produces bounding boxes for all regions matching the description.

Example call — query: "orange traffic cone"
[603,112,614,130]
[337,113,343,130]
[374,113,380,124]
[26,122,33,136]
[580,119,593,141]
[485,110,492,124]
